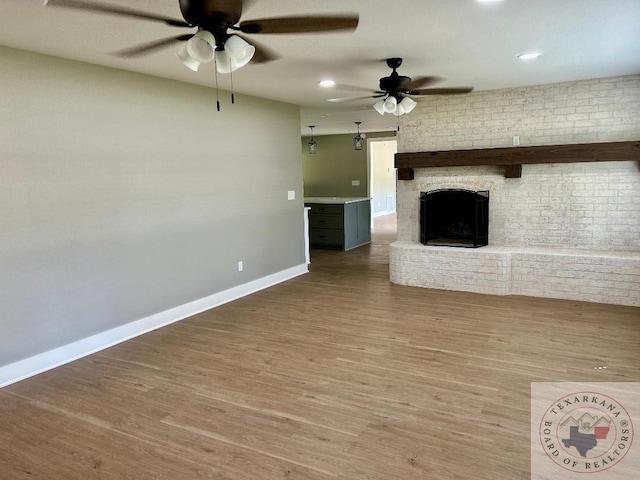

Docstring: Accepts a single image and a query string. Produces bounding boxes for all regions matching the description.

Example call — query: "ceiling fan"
[43,0,359,73]
[328,58,473,116]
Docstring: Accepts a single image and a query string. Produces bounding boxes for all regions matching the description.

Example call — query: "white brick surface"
[391,243,640,307]
[394,75,640,306]
[399,75,640,152]
[397,162,640,252]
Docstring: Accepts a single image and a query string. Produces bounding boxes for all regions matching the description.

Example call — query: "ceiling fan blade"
[332,84,380,94]
[112,34,193,58]
[408,87,474,96]
[239,14,359,34]
[240,0,259,15]
[327,94,384,103]
[404,76,443,90]
[44,0,191,27]
[236,34,280,64]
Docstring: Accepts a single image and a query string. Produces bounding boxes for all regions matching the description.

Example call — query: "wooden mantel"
[395,140,640,179]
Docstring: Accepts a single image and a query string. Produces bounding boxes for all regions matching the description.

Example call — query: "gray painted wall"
[301,131,394,197]
[0,46,304,367]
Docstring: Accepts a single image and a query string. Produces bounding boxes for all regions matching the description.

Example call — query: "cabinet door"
[356,201,372,243]
[309,229,343,247]
[309,214,343,229]
[343,201,371,250]
[307,204,343,215]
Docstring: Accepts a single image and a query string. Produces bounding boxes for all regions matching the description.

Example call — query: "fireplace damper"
[420,189,489,248]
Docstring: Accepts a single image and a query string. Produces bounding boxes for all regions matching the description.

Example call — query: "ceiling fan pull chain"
[214,54,221,111]
[230,59,235,104]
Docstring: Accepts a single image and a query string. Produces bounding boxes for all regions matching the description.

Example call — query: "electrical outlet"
[287,190,295,200]
[513,135,520,146]
[351,180,360,186]
[237,261,243,272]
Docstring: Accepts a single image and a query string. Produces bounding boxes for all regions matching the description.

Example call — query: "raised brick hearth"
[391,243,640,306]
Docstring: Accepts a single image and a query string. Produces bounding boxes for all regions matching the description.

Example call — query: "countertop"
[304,197,370,205]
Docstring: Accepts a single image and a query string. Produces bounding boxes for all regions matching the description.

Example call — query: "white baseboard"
[0,264,308,388]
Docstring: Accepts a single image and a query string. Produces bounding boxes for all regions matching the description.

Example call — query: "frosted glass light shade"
[216,35,255,73]
[176,45,200,72]
[383,95,398,113]
[373,99,386,115]
[187,30,215,63]
[393,103,406,116]
[399,96,417,114]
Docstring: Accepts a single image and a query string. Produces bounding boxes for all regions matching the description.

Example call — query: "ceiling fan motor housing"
[179,0,242,28]
[379,74,412,93]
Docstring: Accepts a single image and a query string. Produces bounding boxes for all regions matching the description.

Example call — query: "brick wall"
[399,75,640,152]
[396,75,640,252]
[399,161,640,252]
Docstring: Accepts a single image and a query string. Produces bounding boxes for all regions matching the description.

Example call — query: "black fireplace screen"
[420,189,489,248]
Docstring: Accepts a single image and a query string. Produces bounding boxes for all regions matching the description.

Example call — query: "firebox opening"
[420,189,489,248]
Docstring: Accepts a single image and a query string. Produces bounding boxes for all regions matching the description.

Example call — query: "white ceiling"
[1,0,639,136]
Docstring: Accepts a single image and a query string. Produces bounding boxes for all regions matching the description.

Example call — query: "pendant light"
[307,126,317,154]
[353,122,364,150]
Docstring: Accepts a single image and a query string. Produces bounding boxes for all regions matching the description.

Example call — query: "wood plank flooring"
[1,214,639,479]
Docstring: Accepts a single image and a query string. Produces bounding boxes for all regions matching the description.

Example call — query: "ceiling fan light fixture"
[399,96,417,114]
[215,50,232,73]
[176,45,200,72]
[186,30,216,63]
[393,103,406,116]
[383,95,398,114]
[373,99,386,115]
[217,35,256,73]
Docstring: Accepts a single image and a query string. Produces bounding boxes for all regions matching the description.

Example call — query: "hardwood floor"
[1,214,639,479]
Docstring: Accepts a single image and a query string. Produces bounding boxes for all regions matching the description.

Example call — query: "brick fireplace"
[389,75,640,307]
[391,161,640,306]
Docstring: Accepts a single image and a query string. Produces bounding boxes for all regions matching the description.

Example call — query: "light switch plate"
[287,190,295,200]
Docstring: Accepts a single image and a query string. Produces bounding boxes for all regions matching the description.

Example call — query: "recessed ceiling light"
[518,52,541,60]
[476,0,503,3]
[318,79,336,88]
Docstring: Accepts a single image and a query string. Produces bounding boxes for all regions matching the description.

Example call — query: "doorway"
[367,138,397,233]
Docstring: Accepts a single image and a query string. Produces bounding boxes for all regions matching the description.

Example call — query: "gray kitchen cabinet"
[304,198,371,251]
